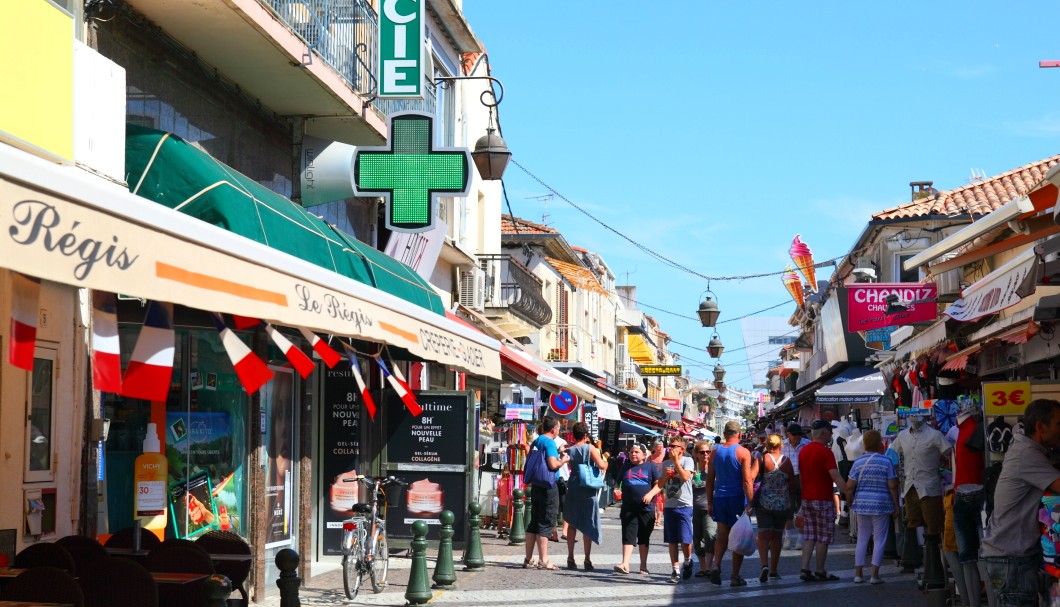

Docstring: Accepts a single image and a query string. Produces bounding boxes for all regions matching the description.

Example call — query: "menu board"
[385,392,471,466]
[319,361,365,556]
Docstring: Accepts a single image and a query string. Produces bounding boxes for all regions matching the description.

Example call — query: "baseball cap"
[811,419,834,431]
[786,423,805,435]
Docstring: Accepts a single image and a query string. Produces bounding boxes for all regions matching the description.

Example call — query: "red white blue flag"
[266,324,315,379]
[231,315,262,330]
[122,301,175,401]
[298,328,342,368]
[213,313,273,394]
[340,342,376,420]
[375,356,422,416]
[91,291,122,393]
[9,272,40,371]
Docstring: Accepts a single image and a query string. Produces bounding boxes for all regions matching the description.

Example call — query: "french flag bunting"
[374,356,422,416]
[122,301,175,402]
[231,315,261,330]
[266,324,315,379]
[213,313,273,394]
[298,328,342,368]
[9,272,40,371]
[340,342,376,420]
[91,291,122,393]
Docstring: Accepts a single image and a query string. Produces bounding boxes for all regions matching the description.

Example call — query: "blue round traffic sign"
[549,390,578,415]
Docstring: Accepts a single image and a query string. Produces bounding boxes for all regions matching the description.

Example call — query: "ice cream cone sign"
[782,266,805,306]
[789,234,817,291]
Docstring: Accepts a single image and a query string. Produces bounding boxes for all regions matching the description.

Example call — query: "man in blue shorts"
[659,435,696,583]
[706,420,755,586]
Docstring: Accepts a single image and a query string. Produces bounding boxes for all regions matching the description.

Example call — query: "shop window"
[25,346,57,483]
[262,367,297,549]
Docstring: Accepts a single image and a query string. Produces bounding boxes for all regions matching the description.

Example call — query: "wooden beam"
[928,221,1060,274]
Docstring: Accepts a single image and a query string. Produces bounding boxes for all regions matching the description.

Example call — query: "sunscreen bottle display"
[134,422,168,541]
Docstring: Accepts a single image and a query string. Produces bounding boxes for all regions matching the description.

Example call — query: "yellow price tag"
[983,381,1031,415]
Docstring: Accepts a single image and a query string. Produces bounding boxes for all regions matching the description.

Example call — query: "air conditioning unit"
[934,268,963,300]
[458,267,485,311]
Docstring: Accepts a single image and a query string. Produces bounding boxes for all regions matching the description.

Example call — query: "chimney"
[910,181,934,201]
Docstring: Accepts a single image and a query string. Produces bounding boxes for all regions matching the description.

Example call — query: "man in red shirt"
[797,419,845,582]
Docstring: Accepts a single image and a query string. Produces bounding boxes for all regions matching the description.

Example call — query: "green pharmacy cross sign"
[354,112,471,233]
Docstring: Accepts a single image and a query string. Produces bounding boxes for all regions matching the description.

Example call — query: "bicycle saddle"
[351,503,373,514]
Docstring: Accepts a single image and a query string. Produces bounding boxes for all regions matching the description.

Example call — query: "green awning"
[124,124,443,314]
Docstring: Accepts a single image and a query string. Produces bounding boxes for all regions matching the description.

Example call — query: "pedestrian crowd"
[516,415,882,587]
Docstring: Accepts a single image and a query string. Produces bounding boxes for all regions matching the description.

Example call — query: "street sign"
[378,0,424,99]
[354,112,471,233]
[983,381,1031,415]
[639,364,681,376]
[549,390,577,416]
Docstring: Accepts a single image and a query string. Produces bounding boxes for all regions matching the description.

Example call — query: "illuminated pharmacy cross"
[354,113,470,232]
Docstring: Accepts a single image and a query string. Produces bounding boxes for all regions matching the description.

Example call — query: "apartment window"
[895,253,926,283]
[26,346,57,482]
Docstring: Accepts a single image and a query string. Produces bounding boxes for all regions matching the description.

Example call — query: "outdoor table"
[0,569,27,579]
[204,553,252,562]
[150,572,209,585]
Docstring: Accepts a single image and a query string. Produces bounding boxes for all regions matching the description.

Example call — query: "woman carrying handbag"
[564,422,609,570]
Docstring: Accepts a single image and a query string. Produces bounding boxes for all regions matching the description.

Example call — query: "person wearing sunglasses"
[691,439,718,578]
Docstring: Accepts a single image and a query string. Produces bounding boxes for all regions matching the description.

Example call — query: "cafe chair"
[196,530,252,607]
[13,541,76,574]
[79,556,158,607]
[3,566,84,607]
[103,525,162,552]
[57,534,111,576]
[145,542,215,607]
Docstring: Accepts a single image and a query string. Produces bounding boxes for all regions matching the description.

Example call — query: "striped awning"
[942,344,984,371]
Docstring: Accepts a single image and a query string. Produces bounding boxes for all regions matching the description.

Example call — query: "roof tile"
[501,214,558,235]
[544,256,608,295]
[873,154,1060,221]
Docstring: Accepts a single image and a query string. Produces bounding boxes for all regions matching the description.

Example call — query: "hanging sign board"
[983,381,1031,416]
[846,283,938,332]
[378,0,425,98]
[640,365,682,376]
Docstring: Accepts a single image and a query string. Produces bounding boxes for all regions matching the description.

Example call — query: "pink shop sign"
[846,283,938,332]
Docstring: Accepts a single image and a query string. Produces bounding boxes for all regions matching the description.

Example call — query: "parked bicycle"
[340,475,406,600]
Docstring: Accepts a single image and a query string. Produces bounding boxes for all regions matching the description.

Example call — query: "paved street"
[262,507,930,606]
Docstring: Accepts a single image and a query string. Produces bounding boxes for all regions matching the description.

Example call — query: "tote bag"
[574,463,605,490]
[523,448,555,488]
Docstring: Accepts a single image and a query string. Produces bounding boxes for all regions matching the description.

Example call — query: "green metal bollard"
[523,489,533,531]
[463,502,485,571]
[508,488,526,545]
[432,510,458,589]
[405,520,434,605]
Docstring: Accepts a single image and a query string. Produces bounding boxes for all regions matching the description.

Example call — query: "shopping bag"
[522,448,555,488]
[574,463,606,489]
[728,513,757,557]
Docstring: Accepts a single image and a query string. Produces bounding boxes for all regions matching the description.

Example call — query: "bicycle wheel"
[370,527,389,592]
[343,542,364,599]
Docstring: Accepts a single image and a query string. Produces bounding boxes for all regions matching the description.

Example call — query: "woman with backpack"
[564,422,608,570]
[754,434,796,582]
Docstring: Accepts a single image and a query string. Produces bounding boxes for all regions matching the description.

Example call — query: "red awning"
[942,344,983,371]
[623,410,668,430]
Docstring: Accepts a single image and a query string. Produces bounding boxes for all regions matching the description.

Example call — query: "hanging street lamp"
[707,334,725,358]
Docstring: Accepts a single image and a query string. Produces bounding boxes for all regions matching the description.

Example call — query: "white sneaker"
[853,576,864,584]
[869,577,885,585]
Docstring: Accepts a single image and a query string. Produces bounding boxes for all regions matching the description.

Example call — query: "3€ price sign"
[984,381,1031,415]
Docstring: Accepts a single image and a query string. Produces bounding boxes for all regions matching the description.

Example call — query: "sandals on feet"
[613,564,630,574]
[567,557,577,569]
[800,569,815,582]
[537,560,558,570]
[731,576,747,587]
[814,571,839,581]
[584,559,594,571]
[523,557,537,569]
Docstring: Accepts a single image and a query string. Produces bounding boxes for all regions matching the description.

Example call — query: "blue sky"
[462,1,1060,390]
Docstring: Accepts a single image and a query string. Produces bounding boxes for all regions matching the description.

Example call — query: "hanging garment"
[987,417,1013,454]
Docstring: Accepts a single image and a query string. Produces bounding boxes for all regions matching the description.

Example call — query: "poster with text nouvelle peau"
[320,362,365,557]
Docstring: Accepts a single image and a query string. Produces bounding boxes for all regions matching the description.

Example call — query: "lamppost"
[697,288,721,328]
[433,74,511,181]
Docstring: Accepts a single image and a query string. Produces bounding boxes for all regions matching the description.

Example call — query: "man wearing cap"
[782,423,811,549]
[891,412,951,573]
[982,399,1060,607]
[798,420,846,581]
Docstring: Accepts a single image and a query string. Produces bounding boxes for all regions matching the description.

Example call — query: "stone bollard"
[276,548,301,607]
[432,510,458,588]
[405,520,434,605]
[508,488,526,545]
[463,502,485,571]
[203,574,232,607]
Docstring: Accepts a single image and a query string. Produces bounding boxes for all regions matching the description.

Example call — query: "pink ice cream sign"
[846,283,938,332]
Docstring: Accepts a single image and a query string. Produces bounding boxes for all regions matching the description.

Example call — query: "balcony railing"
[480,255,552,327]
[546,323,600,364]
[263,0,436,116]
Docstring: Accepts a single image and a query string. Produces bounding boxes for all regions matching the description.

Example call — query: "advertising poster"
[384,471,467,543]
[385,392,469,466]
[320,361,365,556]
[263,368,295,548]
[164,411,237,538]
[168,471,217,539]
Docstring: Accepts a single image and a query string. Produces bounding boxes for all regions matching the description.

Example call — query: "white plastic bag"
[728,514,757,556]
